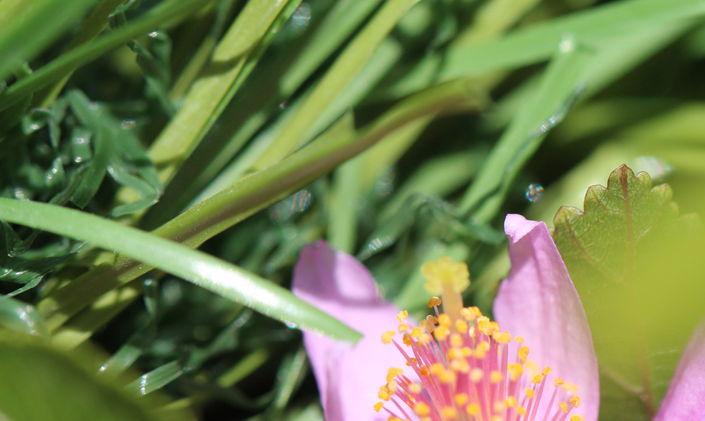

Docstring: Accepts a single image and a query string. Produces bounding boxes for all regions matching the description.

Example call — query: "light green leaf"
[0,198,361,343]
[552,165,705,420]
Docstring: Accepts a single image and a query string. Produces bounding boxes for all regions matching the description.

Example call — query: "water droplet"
[558,33,575,53]
[374,167,395,197]
[279,100,287,110]
[88,102,99,110]
[291,3,311,33]
[285,321,297,329]
[28,123,40,131]
[525,183,544,202]
[121,119,136,129]
[269,190,312,223]
[632,156,672,182]
[74,157,83,163]
[148,31,159,38]
[13,187,26,200]
[74,137,87,145]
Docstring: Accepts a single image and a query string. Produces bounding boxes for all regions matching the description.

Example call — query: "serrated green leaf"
[552,165,705,420]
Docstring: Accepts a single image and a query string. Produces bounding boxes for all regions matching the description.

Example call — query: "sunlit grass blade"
[0,198,361,342]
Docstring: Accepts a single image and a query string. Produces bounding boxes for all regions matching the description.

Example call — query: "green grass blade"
[0,0,100,81]
[0,0,213,112]
[251,0,420,170]
[0,198,361,342]
[36,79,474,334]
[383,0,705,99]
[459,37,593,221]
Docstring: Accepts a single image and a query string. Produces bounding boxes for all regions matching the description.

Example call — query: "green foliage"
[0,0,704,419]
[553,165,705,420]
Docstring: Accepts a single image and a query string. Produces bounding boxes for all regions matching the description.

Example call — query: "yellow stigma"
[422,257,470,324]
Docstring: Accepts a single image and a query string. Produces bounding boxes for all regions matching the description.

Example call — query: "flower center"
[374,257,583,421]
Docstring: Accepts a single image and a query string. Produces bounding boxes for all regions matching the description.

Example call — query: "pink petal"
[292,240,417,421]
[654,321,705,421]
[494,214,600,421]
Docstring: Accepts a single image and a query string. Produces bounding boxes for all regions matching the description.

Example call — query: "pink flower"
[292,215,705,421]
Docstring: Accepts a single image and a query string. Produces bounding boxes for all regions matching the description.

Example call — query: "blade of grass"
[34,0,129,108]
[0,198,361,342]
[36,78,478,333]
[251,0,420,170]
[0,0,215,113]
[0,0,100,81]
[131,0,299,194]
[458,37,593,222]
[383,0,705,99]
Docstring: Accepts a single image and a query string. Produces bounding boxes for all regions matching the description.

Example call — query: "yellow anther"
[493,331,512,344]
[467,403,480,416]
[438,314,451,327]
[494,402,505,413]
[461,347,473,357]
[515,336,525,344]
[420,366,430,376]
[554,378,565,387]
[439,370,457,384]
[469,306,483,318]
[475,341,490,359]
[460,308,475,321]
[490,371,504,384]
[570,396,581,408]
[378,390,391,401]
[426,315,438,324]
[507,363,523,381]
[532,374,543,384]
[542,367,552,376]
[430,363,445,375]
[441,407,458,419]
[516,406,526,416]
[421,257,470,294]
[518,346,530,363]
[410,358,417,365]
[410,328,422,338]
[455,393,468,406]
[419,333,432,345]
[470,368,484,383]
[428,297,442,308]
[414,402,430,417]
[456,319,468,333]
[525,388,534,398]
[409,383,422,394]
[420,320,434,333]
[403,335,412,346]
[374,402,384,412]
[505,397,517,407]
[387,381,397,393]
[398,324,410,333]
[382,331,396,344]
[570,416,585,421]
[386,368,403,382]
[559,402,568,413]
[397,310,409,322]
[447,348,461,359]
[563,383,579,394]
[450,333,463,348]
[450,358,469,373]
[434,326,449,341]
[491,416,503,421]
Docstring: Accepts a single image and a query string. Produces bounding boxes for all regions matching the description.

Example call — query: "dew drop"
[525,183,544,202]
[291,3,311,33]
[558,33,575,54]
[269,190,312,223]
[285,321,297,329]
[88,102,99,110]
[121,119,136,129]
[374,167,395,197]
[148,31,159,38]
